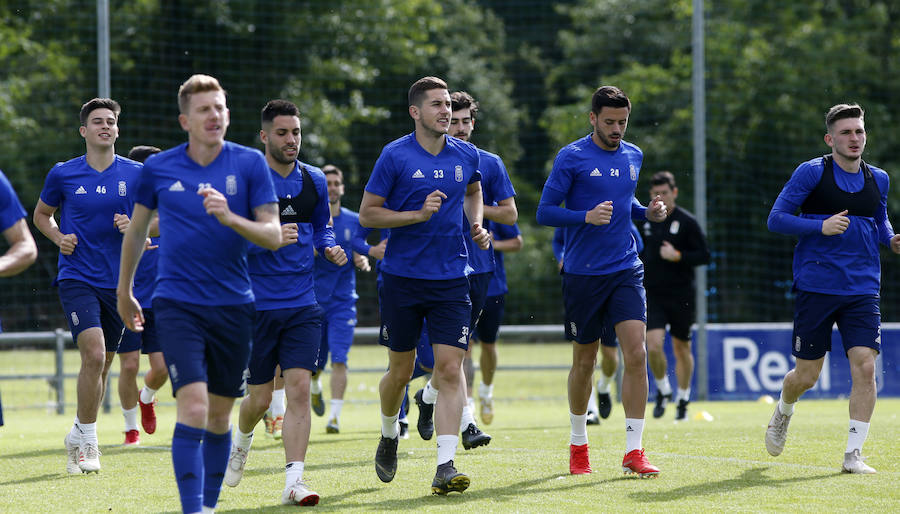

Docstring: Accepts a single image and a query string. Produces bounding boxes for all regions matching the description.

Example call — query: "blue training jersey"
[135,141,277,306]
[314,206,369,305]
[768,156,893,295]
[132,237,159,307]
[486,220,521,297]
[364,133,481,280]
[551,223,643,265]
[249,162,336,310]
[39,155,142,288]
[464,148,516,275]
[536,134,645,276]
[0,170,27,232]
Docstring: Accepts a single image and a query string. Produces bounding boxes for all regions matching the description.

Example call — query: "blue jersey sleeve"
[247,152,278,209]
[311,174,336,253]
[365,148,395,198]
[552,227,565,262]
[631,197,647,220]
[630,223,644,254]
[874,171,895,246]
[351,218,372,255]
[0,171,27,232]
[767,162,827,236]
[135,158,159,210]
[536,151,587,226]
[39,164,63,208]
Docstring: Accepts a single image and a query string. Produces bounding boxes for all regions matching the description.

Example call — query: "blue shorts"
[473,295,505,344]
[792,291,881,360]
[562,267,646,344]
[379,273,471,352]
[317,299,357,369]
[249,305,322,385]
[153,298,255,398]
[117,309,160,354]
[57,279,124,352]
[415,323,435,371]
[468,272,491,331]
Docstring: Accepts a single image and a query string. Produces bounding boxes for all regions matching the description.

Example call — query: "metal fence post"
[55,328,65,414]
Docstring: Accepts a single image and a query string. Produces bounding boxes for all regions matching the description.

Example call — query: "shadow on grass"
[0,473,66,486]
[629,466,838,503]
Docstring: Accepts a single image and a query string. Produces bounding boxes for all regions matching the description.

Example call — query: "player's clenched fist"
[198,187,234,226]
[324,245,348,266]
[58,233,78,255]
[647,195,668,222]
[821,210,849,236]
[470,222,491,250]
[419,190,447,221]
[280,223,299,247]
[585,200,613,225]
[113,213,131,234]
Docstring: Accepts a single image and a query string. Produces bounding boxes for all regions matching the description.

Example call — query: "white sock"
[625,418,644,453]
[310,377,322,395]
[778,396,794,416]
[436,435,458,465]
[202,507,215,514]
[846,419,870,453]
[330,399,344,420]
[80,422,98,444]
[460,400,476,431]
[122,406,139,432]
[285,461,305,486]
[381,412,400,439]
[466,396,475,413]
[271,388,286,417]
[587,386,599,413]
[597,373,612,394]
[235,428,254,450]
[478,382,493,399]
[69,418,82,444]
[422,380,439,404]
[569,412,588,446]
[677,388,691,403]
[140,386,157,404]
[655,377,672,396]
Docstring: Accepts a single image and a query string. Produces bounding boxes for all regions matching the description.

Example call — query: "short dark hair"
[178,74,225,114]
[451,91,478,118]
[322,164,343,180]
[649,171,676,190]
[408,76,448,107]
[825,103,864,132]
[80,98,121,126]
[261,99,300,126]
[591,86,631,114]
[127,145,161,163]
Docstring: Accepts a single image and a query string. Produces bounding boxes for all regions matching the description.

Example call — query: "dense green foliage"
[4,1,900,329]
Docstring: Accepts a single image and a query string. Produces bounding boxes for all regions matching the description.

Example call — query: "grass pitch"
[1,342,898,512]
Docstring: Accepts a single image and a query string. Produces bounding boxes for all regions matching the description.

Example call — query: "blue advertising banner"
[701,323,899,400]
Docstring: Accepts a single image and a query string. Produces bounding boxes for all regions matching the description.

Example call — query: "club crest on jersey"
[455,165,463,182]
[630,164,637,181]
[344,227,351,240]
[118,181,127,196]
[226,175,237,195]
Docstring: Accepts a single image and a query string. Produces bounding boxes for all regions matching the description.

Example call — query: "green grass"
[1,343,898,512]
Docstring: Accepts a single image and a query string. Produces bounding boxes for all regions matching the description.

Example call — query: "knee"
[572,353,597,375]
[120,357,139,377]
[81,351,106,374]
[794,369,821,391]
[673,339,692,358]
[435,360,462,384]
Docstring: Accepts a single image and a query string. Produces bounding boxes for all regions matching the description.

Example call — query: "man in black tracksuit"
[638,171,710,421]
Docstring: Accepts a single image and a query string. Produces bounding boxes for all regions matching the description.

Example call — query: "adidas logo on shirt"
[590,168,602,177]
[75,186,87,195]
[412,169,424,179]
[169,181,185,192]
[282,205,297,217]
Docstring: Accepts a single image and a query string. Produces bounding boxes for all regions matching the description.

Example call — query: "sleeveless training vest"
[278,165,319,223]
[800,155,879,218]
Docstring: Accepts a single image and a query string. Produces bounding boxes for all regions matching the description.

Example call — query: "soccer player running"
[223,100,346,505]
[117,75,282,513]
[536,86,666,477]
[766,103,900,474]
[0,168,38,427]
[361,76,490,495]
[414,91,514,445]
[639,171,710,421]
[312,164,369,434]
[34,98,142,474]
[116,145,169,446]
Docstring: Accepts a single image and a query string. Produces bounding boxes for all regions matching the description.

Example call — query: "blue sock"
[400,384,410,418]
[172,423,204,514]
[202,428,232,509]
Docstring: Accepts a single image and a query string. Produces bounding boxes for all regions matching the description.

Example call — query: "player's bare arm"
[116,203,154,332]
[0,218,37,277]
[491,234,523,253]
[821,210,849,236]
[484,196,518,225]
[359,190,444,228]
[464,182,490,249]
[585,200,613,225]
[34,199,78,255]
[647,194,668,222]
[199,187,282,250]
